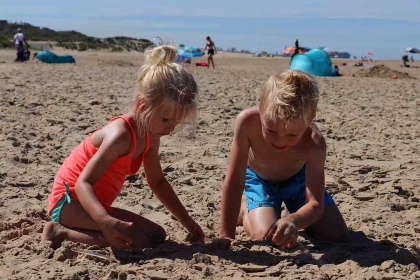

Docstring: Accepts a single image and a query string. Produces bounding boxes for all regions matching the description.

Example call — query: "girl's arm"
[75,123,134,247]
[143,136,204,241]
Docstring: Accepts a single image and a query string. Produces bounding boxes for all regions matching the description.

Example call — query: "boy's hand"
[100,216,134,249]
[210,237,238,249]
[185,219,205,244]
[264,217,298,250]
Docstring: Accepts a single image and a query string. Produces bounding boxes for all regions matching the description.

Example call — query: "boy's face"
[261,117,308,151]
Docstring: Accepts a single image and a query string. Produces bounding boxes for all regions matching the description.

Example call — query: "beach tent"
[177,46,205,63]
[36,50,75,64]
[290,48,337,76]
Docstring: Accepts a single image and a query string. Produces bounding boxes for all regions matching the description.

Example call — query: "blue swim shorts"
[243,166,335,213]
[50,182,72,223]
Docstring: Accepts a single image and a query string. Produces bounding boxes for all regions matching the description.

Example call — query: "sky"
[1,0,420,59]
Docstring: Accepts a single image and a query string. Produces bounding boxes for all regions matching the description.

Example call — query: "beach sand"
[0,49,419,279]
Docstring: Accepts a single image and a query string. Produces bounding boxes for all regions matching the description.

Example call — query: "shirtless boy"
[215,70,349,249]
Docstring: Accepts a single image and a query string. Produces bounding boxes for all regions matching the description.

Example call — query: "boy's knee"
[307,226,350,243]
[251,227,270,241]
[332,228,350,243]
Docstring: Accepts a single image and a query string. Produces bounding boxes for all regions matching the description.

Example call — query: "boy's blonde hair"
[134,45,198,135]
[259,70,319,126]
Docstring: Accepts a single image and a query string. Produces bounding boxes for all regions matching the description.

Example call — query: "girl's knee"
[151,225,166,245]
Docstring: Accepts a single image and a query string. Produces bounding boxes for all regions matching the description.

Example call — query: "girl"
[42,45,205,250]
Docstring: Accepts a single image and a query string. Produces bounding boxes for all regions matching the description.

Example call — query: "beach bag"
[22,49,30,61]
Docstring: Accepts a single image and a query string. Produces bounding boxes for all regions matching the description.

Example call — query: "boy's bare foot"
[42,221,66,249]
[281,208,290,218]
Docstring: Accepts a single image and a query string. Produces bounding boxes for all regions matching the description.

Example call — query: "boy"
[215,70,349,250]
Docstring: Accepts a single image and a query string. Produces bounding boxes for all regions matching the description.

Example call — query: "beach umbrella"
[177,46,205,58]
[366,52,375,56]
[405,47,420,53]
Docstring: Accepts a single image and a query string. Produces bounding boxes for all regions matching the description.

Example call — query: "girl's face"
[148,110,182,136]
[261,117,308,152]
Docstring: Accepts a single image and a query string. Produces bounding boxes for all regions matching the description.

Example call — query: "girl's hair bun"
[144,45,177,65]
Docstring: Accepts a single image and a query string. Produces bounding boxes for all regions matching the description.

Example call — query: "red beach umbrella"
[366,52,374,56]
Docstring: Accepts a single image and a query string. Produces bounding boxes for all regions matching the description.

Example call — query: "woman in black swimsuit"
[204,36,216,68]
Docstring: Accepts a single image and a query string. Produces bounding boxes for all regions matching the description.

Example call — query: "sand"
[0,49,419,279]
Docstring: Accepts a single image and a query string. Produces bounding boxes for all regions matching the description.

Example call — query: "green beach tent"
[36,50,75,64]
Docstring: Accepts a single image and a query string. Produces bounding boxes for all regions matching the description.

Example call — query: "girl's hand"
[185,219,205,244]
[264,217,299,250]
[100,216,134,249]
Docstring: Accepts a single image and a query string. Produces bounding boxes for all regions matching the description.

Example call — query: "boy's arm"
[143,136,204,242]
[288,137,326,229]
[267,132,326,248]
[219,113,251,240]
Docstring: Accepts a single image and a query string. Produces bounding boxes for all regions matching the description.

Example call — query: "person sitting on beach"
[213,70,349,249]
[42,45,204,250]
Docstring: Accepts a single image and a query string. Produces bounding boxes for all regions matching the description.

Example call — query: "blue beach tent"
[36,50,75,64]
[290,48,337,76]
[177,46,205,63]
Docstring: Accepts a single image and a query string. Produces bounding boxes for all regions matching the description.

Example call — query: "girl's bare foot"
[42,221,66,249]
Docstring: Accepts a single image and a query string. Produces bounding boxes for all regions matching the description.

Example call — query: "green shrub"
[111,46,123,52]
[78,43,88,51]
[0,36,14,48]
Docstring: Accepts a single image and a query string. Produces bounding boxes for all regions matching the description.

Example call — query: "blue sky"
[1,0,420,58]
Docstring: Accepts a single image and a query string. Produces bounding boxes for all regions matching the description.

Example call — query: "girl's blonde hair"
[259,70,319,126]
[134,45,198,135]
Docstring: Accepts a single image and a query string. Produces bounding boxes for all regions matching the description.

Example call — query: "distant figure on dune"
[204,36,217,69]
[402,55,409,67]
[42,45,204,251]
[213,70,349,250]
[13,28,28,62]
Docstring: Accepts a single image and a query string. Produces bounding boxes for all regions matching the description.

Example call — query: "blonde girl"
[42,45,204,250]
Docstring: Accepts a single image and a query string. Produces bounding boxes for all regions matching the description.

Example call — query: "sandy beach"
[0,48,419,279]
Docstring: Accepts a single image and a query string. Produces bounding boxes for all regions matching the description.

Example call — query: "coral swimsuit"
[47,116,150,215]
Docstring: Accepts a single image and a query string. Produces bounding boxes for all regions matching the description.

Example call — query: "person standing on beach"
[13,28,28,62]
[291,39,300,59]
[204,36,217,69]
[42,45,204,251]
[213,70,349,249]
